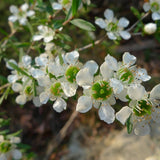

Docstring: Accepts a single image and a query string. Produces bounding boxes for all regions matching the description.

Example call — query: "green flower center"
[108,22,118,31]
[62,0,70,5]
[151,2,159,11]
[133,100,152,117]
[65,66,80,83]
[92,81,113,101]
[25,86,33,96]
[50,82,63,96]
[0,142,11,153]
[118,67,134,84]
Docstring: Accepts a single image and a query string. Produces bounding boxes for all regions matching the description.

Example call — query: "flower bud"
[144,23,157,35]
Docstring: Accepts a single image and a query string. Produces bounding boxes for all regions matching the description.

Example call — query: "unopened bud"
[144,23,157,35]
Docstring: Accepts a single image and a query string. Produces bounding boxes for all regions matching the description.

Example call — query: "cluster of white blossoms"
[143,0,160,20]
[95,9,131,40]
[6,49,160,136]
[8,3,35,25]
[0,135,22,160]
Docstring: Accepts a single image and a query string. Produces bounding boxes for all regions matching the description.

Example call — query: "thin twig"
[127,12,150,32]
[26,41,35,54]
[0,83,11,91]
[78,35,107,52]
[62,16,74,26]
[45,110,78,160]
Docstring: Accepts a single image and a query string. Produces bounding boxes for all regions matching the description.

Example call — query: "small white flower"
[8,3,35,25]
[33,25,55,43]
[144,23,157,34]
[95,9,131,40]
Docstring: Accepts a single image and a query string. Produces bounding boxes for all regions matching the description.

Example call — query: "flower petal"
[33,35,43,41]
[33,96,41,107]
[8,15,18,22]
[53,98,66,113]
[16,95,27,105]
[134,121,150,136]
[84,60,98,75]
[12,149,22,160]
[104,9,114,21]
[105,54,118,71]
[100,62,113,80]
[122,52,136,67]
[116,106,132,125]
[22,55,32,67]
[76,96,92,113]
[12,83,22,92]
[20,3,29,11]
[143,2,150,12]
[118,17,130,28]
[10,5,19,14]
[95,18,107,29]
[152,12,160,21]
[98,103,115,124]
[119,31,131,40]
[135,68,151,82]
[39,92,50,104]
[52,2,63,10]
[27,10,35,17]
[110,78,123,94]
[107,32,117,40]
[65,50,79,65]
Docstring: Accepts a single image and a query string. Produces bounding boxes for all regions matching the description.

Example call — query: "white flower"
[95,9,131,40]
[8,3,35,25]
[143,0,160,20]
[33,25,55,43]
[144,23,157,34]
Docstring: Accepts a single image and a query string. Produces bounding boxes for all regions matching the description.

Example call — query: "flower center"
[118,67,134,84]
[0,142,11,153]
[62,0,70,5]
[24,86,33,96]
[151,2,159,12]
[50,82,63,96]
[133,100,152,117]
[108,22,118,31]
[65,66,80,83]
[92,81,113,101]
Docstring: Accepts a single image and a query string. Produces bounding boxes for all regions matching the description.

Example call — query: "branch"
[44,110,78,160]
[0,83,11,91]
[127,12,150,32]
[78,35,107,52]
[62,16,74,26]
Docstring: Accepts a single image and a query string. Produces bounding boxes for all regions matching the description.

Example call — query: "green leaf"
[0,118,10,128]
[59,53,64,65]
[32,80,37,96]
[7,130,22,139]
[70,19,96,31]
[0,86,11,105]
[52,19,64,29]
[8,62,31,78]
[0,28,8,36]
[130,7,141,19]
[65,7,72,20]
[72,0,82,16]
[0,75,8,85]
[126,114,133,134]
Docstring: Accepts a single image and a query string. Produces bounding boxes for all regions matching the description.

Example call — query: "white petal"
[8,75,18,83]
[8,15,18,22]
[53,98,66,113]
[144,23,157,35]
[12,149,22,159]
[84,60,98,75]
[16,95,27,105]
[10,5,19,14]
[105,54,118,71]
[33,35,43,41]
[44,35,54,43]
[95,18,107,29]
[61,82,77,97]
[19,18,27,25]
[128,84,146,100]
[98,103,115,124]
[48,63,64,77]
[39,92,50,104]
[107,32,117,40]
[150,84,160,105]
[35,56,48,66]
[134,121,150,136]
[76,68,93,88]
[37,76,51,87]
[12,83,22,92]
[0,135,4,142]
[119,31,131,40]
[33,96,41,107]
[0,154,7,160]
[122,52,136,67]
[104,9,114,21]
[65,50,79,65]
[117,88,128,102]
[116,106,132,125]
[143,2,150,12]
[30,68,45,78]
[22,55,32,67]
[10,137,21,143]
[76,96,92,113]
[27,10,35,17]
[110,78,123,94]
[107,95,116,105]
[118,17,129,28]
[20,3,29,11]
[152,12,160,20]
[6,59,17,70]
[100,62,113,80]
[135,68,151,82]
[52,2,63,10]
